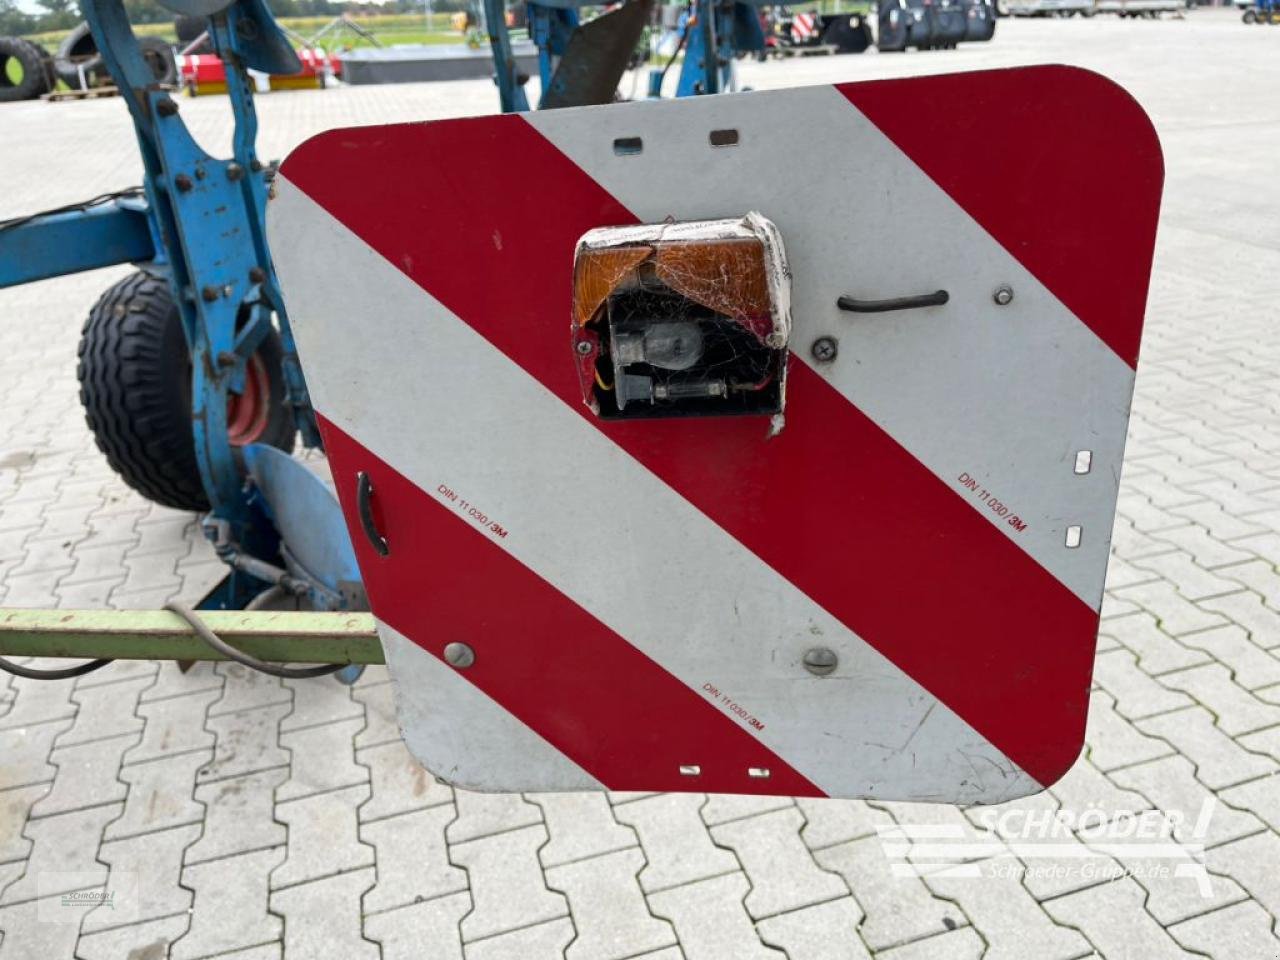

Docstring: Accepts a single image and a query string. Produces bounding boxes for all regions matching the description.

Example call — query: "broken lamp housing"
[571,213,792,420]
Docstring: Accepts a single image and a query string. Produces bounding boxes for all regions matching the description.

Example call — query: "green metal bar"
[0,609,383,664]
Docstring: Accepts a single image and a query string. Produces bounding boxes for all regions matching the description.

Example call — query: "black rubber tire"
[55,22,105,89]
[173,14,213,53]
[77,271,296,512]
[0,36,52,102]
[138,35,177,85]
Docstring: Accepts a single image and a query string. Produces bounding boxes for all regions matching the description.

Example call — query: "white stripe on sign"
[379,622,603,792]
[526,85,1135,610]
[271,177,1039,804]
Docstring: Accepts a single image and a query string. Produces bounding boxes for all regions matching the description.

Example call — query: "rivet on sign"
[810,336,838,363]
[575,340,593,355]
[993,284,1014,306]
[802,646,838,677]
[444,642,475,669]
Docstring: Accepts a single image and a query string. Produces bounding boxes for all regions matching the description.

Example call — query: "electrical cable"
[164,601,344,679]
[0,187,145,234]
[0,655,114,680]
[656,16,690,87]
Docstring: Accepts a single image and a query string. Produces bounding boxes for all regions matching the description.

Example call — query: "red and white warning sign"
[269,67,1163,803]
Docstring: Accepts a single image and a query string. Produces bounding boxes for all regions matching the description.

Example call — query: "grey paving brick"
[1218,771,1280,834]
[1132,551,1244,601]
[0,802,120,906]
[1044,876,1196,959]
[1169,502,1270,543]
[272,783,373,889]
[199,702,291,784]
[1153,522,1259,568]
[700,794,794,827]
[530,793,637,869]
[1179,624,1280,690]
[0,892,98,960]
[352,679,400,749]
[1204,830,1280,925]
[1170,900,1280,960]
[796,799,893,851]
[1086,689,1177,772]
[279,675,363,733]
[546,847,675,960]
[124,690,219,766]
[138,661,223,705]
[271,867,378,960]
[612,794,738,893]
[1218,559,1280,607]
[452,824,567,942]
[89,822,200,929]
[362,804,467,914]
[0,676,76,733]
[1107,849,1247,927]
[447,789,543,845]
[276,716,367,802]
[76,913,191,960]
[755,897,870,960]
[814,837,965,951]
[1197,592,1280,654]
[365,891,470,960]
[0,785,43,864]
[0,719,71,789]
[1093,650,1194,720]
[1099,612,1210,675]
[1112,581,1230,636]
[106,749,209,840]
[1235,532,1280,569]
[925,856,1090,960]
[207,661,291,717]
[871,927,984,960]
[32,733,135,818]
[1109,756,1263,847]
[173,846,286,960]
[1137,706,1278,790]
[465,916,576,960]
[57,675,150,747]
[648,872,784,960]
[1158,664,1280,735]
[711,807,847,919]
[187,767,288,864]
[358,738,453,823]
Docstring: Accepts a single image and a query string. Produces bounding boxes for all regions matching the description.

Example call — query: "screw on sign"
[269,66,1162,802]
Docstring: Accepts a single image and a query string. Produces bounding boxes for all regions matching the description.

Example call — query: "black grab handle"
[836,290,950,313]
[356,471,389,557]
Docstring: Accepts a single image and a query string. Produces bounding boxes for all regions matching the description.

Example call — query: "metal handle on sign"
[356,471,389,557]
[836,290,950,313]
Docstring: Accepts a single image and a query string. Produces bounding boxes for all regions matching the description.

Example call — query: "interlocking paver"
[1218,772,1280,834]
[872,927,984,960]
[207,661,291,717]
[173,846,286,960]
[0,893,97,960]
[1178,625,1280,690]
[0,785,43,864]
[648,872,784,960]
[1044,877,1197,960]
[89,822,200,929]
[711,807,848,919]
[925,857,1090,960]
[57,674,149,746]
[124,690,219,766]
[530,793,637,868]
[199,702,291,784]
[272,784,374,889]
[612,794,738,893]
[1170,900,1280,960]
[700,794,794,826]
[796,798,893,851]
[351,679,400,749]
[0,802,120,906]
[358,739,453,822]
[106,749,209,840]
[1093,650,1194,720]
[276,716,368,802]
[1099,613,1210,676]
[1137,707,1278,790]
[546,847,676,960]
[814,837,966,951]
[1196,592,1280,655]
[1158,664,1280,736]
[187,767,288,864]
[76,913,191,960]
[447,790,543,845]
[1203,831,1280,927]
[30,733,134,818]
[1087,689,1177,772]
[451,824,567,942]
[1110,756,1263,847]
[756,897,870,960]
[365,891,470,960]
[362,804,467,914]
[464,916,576,960]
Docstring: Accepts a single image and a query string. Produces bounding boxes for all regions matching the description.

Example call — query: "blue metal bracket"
[0,199,155,288]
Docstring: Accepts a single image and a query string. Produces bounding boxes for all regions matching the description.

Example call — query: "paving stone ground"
[2,10,1280,959]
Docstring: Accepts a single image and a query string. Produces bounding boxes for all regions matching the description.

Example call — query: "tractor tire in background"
[77,271,296,512]
[138,35,178,85]
[0,36,53,102]
[55,21,106,89]
[174,14,213,53]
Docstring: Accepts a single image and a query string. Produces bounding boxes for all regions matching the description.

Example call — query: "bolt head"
[174,174,193,193]
[993,284,1014,306]
[810,336,838,363]
[201,285,219,303]
[576,340,593,356]
[443,642,475,669]
[155,96,178,117]
[802,646,838,677]
[226,163,245,182]
[248,266,267,284]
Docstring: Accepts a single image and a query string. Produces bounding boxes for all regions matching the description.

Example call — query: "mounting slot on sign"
[570,213,792,421]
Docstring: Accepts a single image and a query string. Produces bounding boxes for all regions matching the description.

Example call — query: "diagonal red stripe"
[283,84,1103,787]
[319,414,825,796]
[838,66,1162,369]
